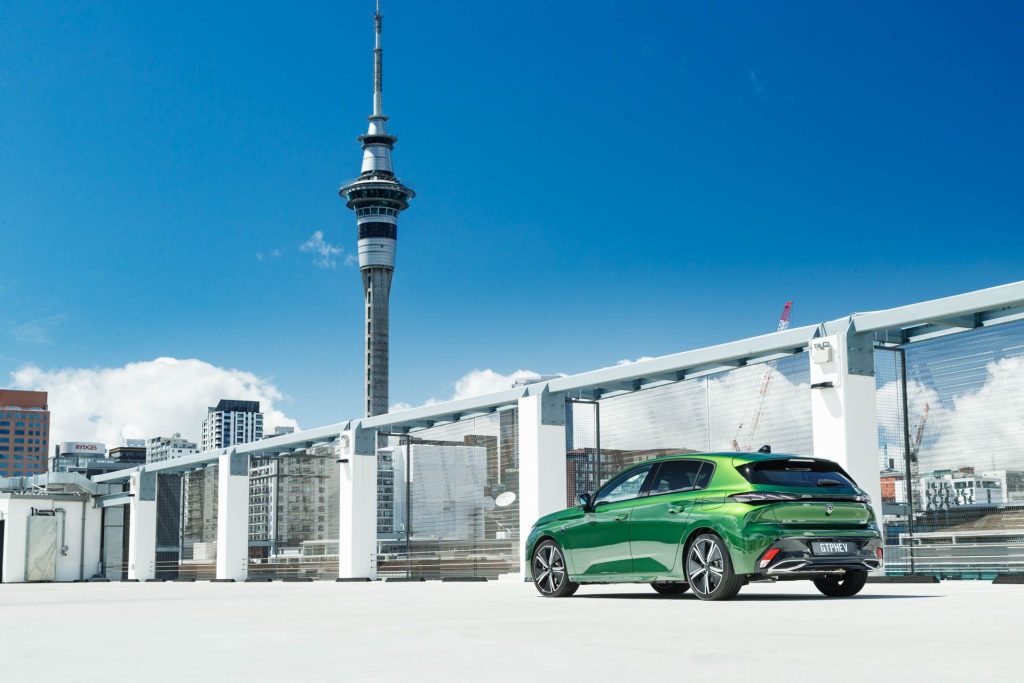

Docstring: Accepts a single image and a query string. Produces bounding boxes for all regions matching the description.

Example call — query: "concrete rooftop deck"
[2,580,1020,682]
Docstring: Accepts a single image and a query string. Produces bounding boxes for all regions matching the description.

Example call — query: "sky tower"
[340,1,415,417]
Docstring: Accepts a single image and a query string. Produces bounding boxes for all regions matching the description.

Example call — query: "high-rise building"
[186,400,264,562]
[107,443,147,465]
[339,2,415,417]
[146,433,200,575]
[50,444,107,475]
[248,446,337,560]
[146,433,199,463]
[200,399,263,450]
[0,389,50,477]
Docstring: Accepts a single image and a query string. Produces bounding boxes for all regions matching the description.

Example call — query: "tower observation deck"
[339,1,415,417]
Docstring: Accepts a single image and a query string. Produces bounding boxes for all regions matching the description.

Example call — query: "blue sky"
[1,0,1022,435]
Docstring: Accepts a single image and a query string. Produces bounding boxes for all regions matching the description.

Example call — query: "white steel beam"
[852,280,1024,336]
[89,280,1024,486]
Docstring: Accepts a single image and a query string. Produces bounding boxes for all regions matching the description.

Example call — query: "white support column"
[216,449,249,581]
[518,391,567,578]
[338,427,379,580]
[127,471,157,581]
[809,329,883,524]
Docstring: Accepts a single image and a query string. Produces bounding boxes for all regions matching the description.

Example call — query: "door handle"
[667,505,688,514]
[612,514,628,522]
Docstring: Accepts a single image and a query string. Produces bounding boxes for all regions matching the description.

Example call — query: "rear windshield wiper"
[817,478,843,487]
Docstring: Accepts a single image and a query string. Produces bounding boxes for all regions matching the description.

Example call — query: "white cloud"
[300,230,344,269]
[255,248,282,262]
[925,356,1024,472]
[616,356,655,366]
[388,368,558,411]
[9,314,66,345]
[388,398,438,413]
[453,369,551,400]
[9,358,299,448]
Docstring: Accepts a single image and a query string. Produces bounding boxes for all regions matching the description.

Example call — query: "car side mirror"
[577,493,593,511]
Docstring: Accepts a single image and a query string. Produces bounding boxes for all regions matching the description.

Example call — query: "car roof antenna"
[757,444,772,454]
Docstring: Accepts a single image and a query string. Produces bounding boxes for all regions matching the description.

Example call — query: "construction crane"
[909,403,930,463]
[732,301,793,452]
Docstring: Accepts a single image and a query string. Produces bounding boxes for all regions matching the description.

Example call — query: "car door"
[567,463,654,579]
[629,460,712,575]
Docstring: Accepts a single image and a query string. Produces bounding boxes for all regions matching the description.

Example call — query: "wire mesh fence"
[876,319,1024,578]
[247,443,339,581]
[376,410,520,580]
[565,353,814,504]
[181,465,217,579]
[119,321,1024,582]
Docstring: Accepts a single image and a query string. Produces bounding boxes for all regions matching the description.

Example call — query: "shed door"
[25,516,58,582]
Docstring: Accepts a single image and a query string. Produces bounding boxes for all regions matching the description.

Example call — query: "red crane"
[732,301,793,452]
[910,403,930,463]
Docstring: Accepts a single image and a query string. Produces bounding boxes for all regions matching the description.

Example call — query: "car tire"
[532,540,579,598]
[813,570,868,597]
[685,533,743,601]
[650,582,689,596]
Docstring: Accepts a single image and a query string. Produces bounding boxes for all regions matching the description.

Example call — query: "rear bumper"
[749,536,882,578]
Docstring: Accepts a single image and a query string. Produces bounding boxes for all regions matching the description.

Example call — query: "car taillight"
[730,492,799,504]
[759,548,781,568]
[876,547,884,560]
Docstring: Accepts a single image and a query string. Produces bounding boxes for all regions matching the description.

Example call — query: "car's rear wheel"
[813,570,868,597]
[650,582,689,596]
[532,540,579,598]
[686,533,743,601]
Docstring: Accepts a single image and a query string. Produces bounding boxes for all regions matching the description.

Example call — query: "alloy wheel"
[687,537,725,596]
[533,544,567,595]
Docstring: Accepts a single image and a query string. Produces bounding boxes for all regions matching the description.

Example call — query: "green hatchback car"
[526,452,882,601]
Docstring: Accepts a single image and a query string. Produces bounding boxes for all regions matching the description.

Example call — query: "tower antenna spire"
[373,0,383,117]
[340,0,415,417]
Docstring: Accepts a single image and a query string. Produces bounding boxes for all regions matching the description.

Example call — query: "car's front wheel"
[813,570,868,597]
[651,582,689,596]
[532,540,579,598]
[686,533,743,601]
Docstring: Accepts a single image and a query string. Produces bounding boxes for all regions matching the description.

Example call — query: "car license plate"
[812,541,853,555]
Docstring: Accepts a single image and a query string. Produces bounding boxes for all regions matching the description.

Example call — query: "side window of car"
[648,460,705,496]
[594,464,654,506]
[693,461,715,489]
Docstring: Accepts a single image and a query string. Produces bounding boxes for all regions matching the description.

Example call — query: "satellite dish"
[495,491,516,508]
[483,496,496,512]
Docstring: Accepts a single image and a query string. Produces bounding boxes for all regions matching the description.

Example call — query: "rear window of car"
[737,459,857,489]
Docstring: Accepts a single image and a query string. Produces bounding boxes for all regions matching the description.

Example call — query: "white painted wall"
[0,495,102,583]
